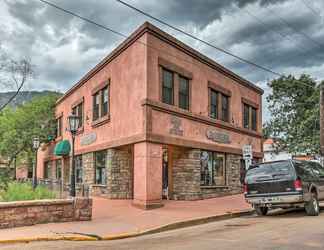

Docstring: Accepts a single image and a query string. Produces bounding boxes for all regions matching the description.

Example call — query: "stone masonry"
[106,147,133,199]
[171,147,243,200]
[81,147,133,199]
[0,197,92,229]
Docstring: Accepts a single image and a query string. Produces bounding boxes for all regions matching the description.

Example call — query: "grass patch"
[0,182,56,202]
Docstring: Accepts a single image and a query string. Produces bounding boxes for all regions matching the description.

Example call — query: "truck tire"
[255,206,268,216]
[305,192,320,216]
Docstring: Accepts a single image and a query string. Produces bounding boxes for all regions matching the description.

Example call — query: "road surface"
[1,209,323,250]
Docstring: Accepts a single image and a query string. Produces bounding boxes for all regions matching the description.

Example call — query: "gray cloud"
[1,0,324,122]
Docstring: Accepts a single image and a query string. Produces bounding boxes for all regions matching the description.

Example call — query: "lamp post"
[32,137,40,189]
[67,114,80,197]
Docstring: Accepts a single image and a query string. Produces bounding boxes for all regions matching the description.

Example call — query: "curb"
[0,209,254,244]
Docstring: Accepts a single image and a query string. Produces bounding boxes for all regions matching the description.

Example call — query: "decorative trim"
[142,98,262,138]
[146,133,263,158]
[91,115,110,128]
[208,81,232,97]
[55,112,63,119]
[158,57,193,79]
[241,97,259,109]
[91,80,110,95]
[71,97,84,109]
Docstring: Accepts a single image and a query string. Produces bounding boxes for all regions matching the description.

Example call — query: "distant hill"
[0,91,62,108]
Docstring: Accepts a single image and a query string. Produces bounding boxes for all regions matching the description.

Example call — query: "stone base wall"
[106,147,133,199]
[171,147,243,200]
[82,146,133,199]
[0,197,92,229]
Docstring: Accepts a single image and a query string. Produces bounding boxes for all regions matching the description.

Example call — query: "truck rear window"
[246,161,296,182]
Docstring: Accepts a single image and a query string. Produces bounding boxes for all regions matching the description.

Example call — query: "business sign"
[206,129,230,144]
[169,116,183,136]
[80,132,97,146]
[242,144,252,170]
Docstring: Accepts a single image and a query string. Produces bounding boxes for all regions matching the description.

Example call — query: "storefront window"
[200,151,226,186]
[56,159,62,180]
[75,155,83,183]
[44,161,51,179]
[95,150,107,185]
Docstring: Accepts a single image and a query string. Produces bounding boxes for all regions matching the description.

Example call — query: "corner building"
[37,22,263,209]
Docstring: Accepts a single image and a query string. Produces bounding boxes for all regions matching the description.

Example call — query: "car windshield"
[246,161,295,182]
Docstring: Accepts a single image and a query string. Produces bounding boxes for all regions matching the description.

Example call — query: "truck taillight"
[243,183,248,194]
[294,179,302,191]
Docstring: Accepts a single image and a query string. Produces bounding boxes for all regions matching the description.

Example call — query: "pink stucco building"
[37,22,263,209]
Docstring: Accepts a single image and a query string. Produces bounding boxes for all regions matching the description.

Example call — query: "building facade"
[263,138,292,162]
[37,22,263,209]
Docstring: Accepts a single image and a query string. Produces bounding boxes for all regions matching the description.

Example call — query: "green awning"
[54,140,71,156]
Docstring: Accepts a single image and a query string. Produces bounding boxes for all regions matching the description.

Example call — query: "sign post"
[242,145,253,170]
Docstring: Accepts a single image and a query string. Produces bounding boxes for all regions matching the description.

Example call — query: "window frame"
[208,83,231,123]
[55,116,63,138]
[178,75,190,110]
[72,101,84,128]
[75,155,83,184]
[56,159,62,180]
[92,80,110,124]
[200,151,226,187]
[161,68,174,105]
[242,98,259,131]
[94,150,107,185]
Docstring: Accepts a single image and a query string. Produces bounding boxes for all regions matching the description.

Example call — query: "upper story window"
[243,101,258,131]
[209,88,230,122]
[92,82,110,122]
[179,76,189,110]
[162,68,174,105]
[72,102,83,128]
[56,116,62,138]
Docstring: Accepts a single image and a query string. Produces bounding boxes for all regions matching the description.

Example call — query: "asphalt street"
[1,208,324,250]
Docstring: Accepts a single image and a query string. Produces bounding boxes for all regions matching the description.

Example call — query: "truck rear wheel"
[305,192,320,216]
[255,205,268,216]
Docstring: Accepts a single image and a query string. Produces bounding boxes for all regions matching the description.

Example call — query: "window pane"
[179,77,189,110]
[210,90,218,119]
[251,107,257,131]
[95,150,107,184]
[243,104,250,129]
[162,69,173,105]
[101,86,109,117]
[56,160,62,179]
[221,95,229,122]
[78,103,83,127]
[93,92,100,121]
[75,155,83,183]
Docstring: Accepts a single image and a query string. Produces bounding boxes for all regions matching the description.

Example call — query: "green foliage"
[0,182,56,202]
[265,74,321,154]
[0,93,60,167]
[0,169,11,190]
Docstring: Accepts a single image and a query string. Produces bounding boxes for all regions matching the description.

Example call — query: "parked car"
[244,160,324,216]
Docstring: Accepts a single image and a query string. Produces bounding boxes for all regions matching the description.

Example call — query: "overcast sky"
[1,0,324,122]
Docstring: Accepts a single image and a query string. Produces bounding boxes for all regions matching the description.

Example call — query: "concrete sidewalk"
[0,194,252,242]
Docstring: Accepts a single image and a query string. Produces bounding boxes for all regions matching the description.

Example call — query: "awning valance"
[54,140,71,156]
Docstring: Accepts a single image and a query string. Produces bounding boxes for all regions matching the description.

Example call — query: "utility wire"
[267,7,324,50]
[37,0,316,90]
[300,0,321,17]
[114,0,281,77]
[114,0,317,89]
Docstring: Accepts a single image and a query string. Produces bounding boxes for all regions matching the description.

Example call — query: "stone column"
[133,142,163,209]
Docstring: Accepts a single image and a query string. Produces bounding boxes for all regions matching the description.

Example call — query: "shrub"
[0,182,56,202]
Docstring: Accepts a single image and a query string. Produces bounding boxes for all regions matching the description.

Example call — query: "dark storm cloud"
[1,0,324,121]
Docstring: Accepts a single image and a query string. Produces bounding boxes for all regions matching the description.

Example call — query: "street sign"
[242,144,252,160]
[242,145,253,170]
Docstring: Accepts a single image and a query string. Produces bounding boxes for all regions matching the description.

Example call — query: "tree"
[0,47,33,112]
[265,74,320,154]
[0,94,60,172]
